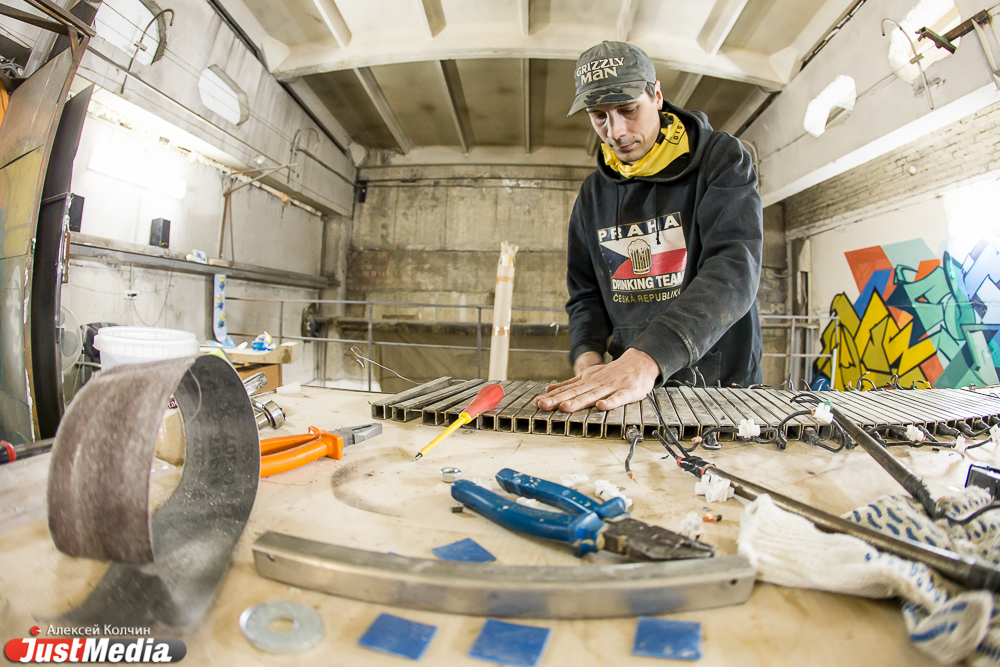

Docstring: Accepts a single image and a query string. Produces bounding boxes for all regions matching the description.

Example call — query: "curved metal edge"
[252,531,756,619]
[56,354,259,631]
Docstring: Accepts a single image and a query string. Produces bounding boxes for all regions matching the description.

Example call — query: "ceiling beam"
[670,72,702,107]
[283,77,354,152]
[522,59,531,154]
[353,67,412,154]
[719,87,771,136]
[518,0,530,37]
[617,0,640,41]
[312,0,352,48]
[416,0,446,39]
[436,60,471,153]
[697,0,749,56]
[274,36,785,89]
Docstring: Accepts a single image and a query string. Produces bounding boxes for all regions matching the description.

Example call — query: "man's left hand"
[534,348,660,412]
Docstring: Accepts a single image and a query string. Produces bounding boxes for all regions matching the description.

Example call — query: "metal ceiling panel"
[685,75,759,133]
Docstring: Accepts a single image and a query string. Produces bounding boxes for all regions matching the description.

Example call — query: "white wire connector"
[471,477,493,490]
[515,497,541,509]
[905,424,925,443]
[813,403,834,425]
[694,472,735,503]
[991,424,1000,447]
[738,419,760,439]
[956,435,968,453]
[593,479,633,509]
[560,474,589,488]
[679,511,705,540]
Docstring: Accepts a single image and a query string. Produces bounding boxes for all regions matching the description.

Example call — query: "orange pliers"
[259,423,382,477]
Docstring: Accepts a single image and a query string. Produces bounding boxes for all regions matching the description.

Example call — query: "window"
[94,0,163,67]
[803,75,856,138]
[197,66,249,126]
[888,0,961,83]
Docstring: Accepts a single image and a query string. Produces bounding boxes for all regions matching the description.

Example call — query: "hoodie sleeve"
[628,134,763,382]
[566,188,613,365]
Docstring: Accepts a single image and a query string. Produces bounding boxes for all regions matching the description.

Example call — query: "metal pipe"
[829,406,941,519]
[881,18,935,110]
[696,463,999,592]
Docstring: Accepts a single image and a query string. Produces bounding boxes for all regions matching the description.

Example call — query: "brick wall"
[785,99,1000,233]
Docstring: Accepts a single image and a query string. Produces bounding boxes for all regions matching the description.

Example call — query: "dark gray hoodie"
[566,102,763,387]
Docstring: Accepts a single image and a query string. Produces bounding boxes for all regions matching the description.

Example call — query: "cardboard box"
[237,363,282,393]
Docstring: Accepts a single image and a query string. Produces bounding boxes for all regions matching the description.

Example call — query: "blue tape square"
[358,613,437,660]
[468,619,551,667]
[632,617,702,660]
[432,537,496,563]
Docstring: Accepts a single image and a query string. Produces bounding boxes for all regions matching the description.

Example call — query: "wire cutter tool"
[451,468,715,561]
[259,423,382,477]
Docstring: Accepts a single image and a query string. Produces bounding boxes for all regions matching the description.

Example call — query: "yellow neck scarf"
[601,113,690,178]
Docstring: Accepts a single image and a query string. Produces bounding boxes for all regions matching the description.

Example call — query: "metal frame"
[225,296,838,392]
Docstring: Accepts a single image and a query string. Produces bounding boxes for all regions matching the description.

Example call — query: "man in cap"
[536,41,763,414]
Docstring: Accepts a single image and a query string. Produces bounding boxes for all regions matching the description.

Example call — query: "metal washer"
[239,600,323,653]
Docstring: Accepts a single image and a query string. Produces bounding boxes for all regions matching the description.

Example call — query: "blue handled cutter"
[451,468,715,561]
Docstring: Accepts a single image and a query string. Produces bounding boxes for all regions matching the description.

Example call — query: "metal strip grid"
[371,379,1000,441]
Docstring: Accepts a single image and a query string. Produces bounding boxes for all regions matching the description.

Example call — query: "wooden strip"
[370,376,452,418]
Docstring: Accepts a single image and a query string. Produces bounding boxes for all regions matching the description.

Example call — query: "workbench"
[2,386,993,665]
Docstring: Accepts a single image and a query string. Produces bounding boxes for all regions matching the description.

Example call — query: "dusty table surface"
[2,385,997,666]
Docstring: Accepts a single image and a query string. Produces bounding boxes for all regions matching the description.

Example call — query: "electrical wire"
[350,346,419,384]
[944,502,1000,525]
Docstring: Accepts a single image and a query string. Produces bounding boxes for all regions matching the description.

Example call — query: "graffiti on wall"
[813,237,1000,390]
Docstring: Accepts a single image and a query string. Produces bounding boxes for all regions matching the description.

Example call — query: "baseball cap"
[567,41,656,116]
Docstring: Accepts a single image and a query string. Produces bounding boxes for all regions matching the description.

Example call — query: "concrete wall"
[784,97,1000,390]
[342,164,789,387]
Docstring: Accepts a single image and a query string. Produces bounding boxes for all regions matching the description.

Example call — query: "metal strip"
[479,381,529,430]
[665,388,700,439]
[371,377,452,419]
[497,383,543,432]
[512,386,546,433]
[585,406,608,438]
[549,406,573,436]
[744,389,821,440]
[623,401,643,436]
[393,378,483,422]
[567,408,591,437]
[653,388,681,438]
[702,388,752,434]
[639,398,660,438]
[677,387,720,435]
[423,381,486,425]
[253,532,756,619]
[603,404,627,440]
[684,387,734,433]
[531,408,559,435]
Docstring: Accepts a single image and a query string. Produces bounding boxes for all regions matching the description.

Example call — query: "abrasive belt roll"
[47,354,260,630]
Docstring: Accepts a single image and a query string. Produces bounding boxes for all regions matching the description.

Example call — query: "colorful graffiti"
[813,237,1000,390]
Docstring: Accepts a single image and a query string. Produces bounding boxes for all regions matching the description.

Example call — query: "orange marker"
[413,384,504,461]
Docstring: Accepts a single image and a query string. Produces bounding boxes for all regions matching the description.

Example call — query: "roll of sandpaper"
[488,241,518,381]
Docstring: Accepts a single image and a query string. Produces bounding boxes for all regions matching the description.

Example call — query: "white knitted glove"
[738,489,1000,665]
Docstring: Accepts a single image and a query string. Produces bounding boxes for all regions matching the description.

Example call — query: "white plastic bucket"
[93,326,199,369]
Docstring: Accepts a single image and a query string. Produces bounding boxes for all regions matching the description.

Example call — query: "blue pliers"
[451,468,715,561]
